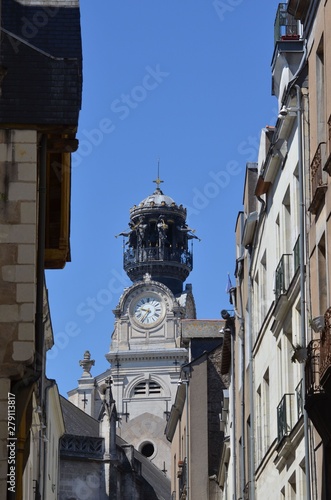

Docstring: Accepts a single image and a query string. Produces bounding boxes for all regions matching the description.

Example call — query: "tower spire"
[153,158,164,191]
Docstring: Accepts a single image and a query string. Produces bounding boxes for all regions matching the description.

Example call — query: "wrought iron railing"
[124,246,193,270]
[295,379,304,419]
[305,339,322,395]
[277,393,295,442]
[178,458,187,498]
[319,307,331,381]
[60,435,104,458]
[274,3,299,44]
[311,142,327,195]
[274,254,292,300]
[293,236,300,275]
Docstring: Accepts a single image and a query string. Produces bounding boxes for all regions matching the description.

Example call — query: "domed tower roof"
[118,180,199,295]
[139,188,176,207]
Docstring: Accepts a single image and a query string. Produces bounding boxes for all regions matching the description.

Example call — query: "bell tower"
[121,177,198,295]
[105,179,198,474]
[67,179,199,477]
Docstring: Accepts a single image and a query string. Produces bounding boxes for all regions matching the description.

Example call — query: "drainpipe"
[186,378,189,500]
[247,246,255,500]
[222,308,237,500]
[180,365,191,500]
[230,284,245,498]
[230,321,237,500]
[295,83,312,500]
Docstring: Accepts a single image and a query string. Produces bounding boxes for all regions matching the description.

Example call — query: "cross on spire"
[153,157,164,190]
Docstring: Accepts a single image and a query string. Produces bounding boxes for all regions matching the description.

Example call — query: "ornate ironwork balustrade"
[320,307,331,382]
[305,339,323,395]
[274,254,292,301]
[277,393,295,442]
[60,434,104,458]
[124,247,193,270]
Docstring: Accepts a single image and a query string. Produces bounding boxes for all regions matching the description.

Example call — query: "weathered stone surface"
[0,201,20,224]
[0,323,17,363]
[12,340,34,363]
[0,244,17,264]
[0,282,16,303]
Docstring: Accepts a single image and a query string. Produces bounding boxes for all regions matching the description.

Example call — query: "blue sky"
[46,0,280,396]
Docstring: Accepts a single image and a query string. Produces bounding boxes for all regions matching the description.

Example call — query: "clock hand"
[141,308,151,322]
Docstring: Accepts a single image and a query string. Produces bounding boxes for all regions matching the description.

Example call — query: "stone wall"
[0,129,37,366]
[59,459,106,500]
[0,128,38,496]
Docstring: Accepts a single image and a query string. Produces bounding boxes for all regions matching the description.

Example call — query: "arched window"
[133,380,162,397]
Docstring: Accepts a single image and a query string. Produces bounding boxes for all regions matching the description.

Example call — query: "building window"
[316,35,325,144]
[254,271,263,334]
[260,251,267,319]
[282,186,291,254]
[140,441,155,458]
[133,380,162,397]
[318,234,327,315]
[263,369,270,452]
[256,386,262,464]
[276,214,280,263]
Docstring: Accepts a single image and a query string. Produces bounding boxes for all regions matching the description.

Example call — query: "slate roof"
[117,435,171,500]
[135,450,171,500]
[0,0,82,127]
[60,396,171,499]
[60,396,99,437]
[190,337,223,360]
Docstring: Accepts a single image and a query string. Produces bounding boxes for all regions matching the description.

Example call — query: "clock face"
[133,296,163,326]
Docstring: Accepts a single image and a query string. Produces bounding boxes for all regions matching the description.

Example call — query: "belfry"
[69,179,199,476]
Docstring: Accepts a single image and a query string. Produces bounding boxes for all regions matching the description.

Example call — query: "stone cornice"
[106,348,188,364]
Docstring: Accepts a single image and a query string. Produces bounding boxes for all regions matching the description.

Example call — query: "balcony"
[275,392,303,470]
[309,142,328,215]
[275,254,292,301]
[319,307,331,389]
[277,393,296,442]
[124,246,192,269]
[123,246,193,291]
[273,250,300,321]
[293,236,300,275]
[305,339,322,396]
[178,458,187,499]
[274,3,299,44]
[295,380,304,419]
[305,336,331,445]
[272,4,303,99]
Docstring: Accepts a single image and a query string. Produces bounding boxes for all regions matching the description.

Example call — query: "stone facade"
[0,129,38,497]
[0,129,37,367]
[60,460,106,500]
[0,0,82,497]
[219,3,331,499]
[165,323,225,500]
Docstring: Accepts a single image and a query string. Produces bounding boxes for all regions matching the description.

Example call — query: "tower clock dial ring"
[131,295,164,327]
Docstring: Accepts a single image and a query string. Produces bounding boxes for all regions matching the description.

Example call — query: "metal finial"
[153,158,164,189]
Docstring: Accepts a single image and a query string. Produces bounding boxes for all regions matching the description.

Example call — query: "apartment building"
[218,2,330,498]
[0,1,82,498]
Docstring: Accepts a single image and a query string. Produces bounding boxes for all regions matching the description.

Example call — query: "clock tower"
[106,179,198,474]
